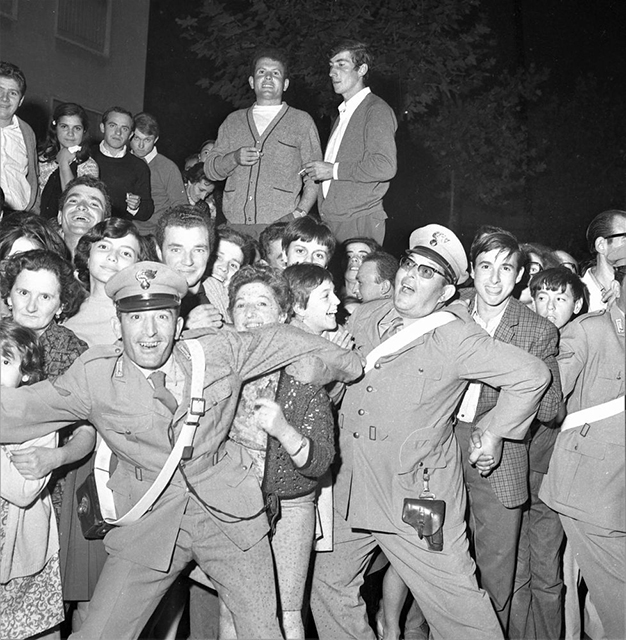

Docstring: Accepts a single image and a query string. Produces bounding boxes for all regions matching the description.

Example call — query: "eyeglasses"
[399,254,449,282]
[528,261,544,276]
[604,232,626,240]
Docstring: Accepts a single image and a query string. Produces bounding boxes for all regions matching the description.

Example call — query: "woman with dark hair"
[0,212,69,262]
[183,162,225,225]
[67,218,156,346]
[38,103,99,219]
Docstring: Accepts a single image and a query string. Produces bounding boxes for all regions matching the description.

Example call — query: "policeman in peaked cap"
[105,261,188,312]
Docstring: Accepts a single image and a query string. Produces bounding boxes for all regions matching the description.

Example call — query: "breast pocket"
[403,363,443,406]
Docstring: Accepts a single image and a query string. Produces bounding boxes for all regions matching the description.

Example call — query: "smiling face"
[296,279,340,335]
[100,111,133,152]
[345,241,372,281]
[231,282,286,331]
[88,234,141,289]
[472,248,523,313]
[393,255,454,321]
[211,239,244,288]
[130,128,158,159]
[9,268,63,336]
[0,77,24,127]
[328,50,367,101]
[58,184,108,240]
[186,179,214,204]
[56,115,85,149]
[159,225,211,293]
[284,239,330,268]
[249,57,289,106]
[114,308,183,370]
[533,285,582,329]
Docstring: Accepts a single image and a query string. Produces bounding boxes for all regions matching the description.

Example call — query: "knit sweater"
[262,371,335,499]
[91,146,154,221]
[205,104,322,225]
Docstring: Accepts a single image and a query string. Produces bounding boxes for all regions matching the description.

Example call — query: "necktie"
[149,371,178,414]
[381,317,404,341]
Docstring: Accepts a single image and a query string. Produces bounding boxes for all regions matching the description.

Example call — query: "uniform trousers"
[509,470,564,640]
[559,515,625,640]
[310,508,503,640]
[69,498,281,640]
[457,422,523,632]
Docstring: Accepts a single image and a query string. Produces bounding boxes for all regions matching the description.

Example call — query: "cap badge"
[135,269,157,290]
[430,231,449,247]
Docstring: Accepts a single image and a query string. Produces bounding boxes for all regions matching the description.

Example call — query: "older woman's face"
[9,268,62,336]
[231,282,286,331]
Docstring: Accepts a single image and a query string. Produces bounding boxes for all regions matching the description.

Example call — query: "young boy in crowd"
[259,220,288,271]
[282,215,336,268]
[509,266,586,640]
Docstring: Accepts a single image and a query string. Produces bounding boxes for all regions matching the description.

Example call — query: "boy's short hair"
[155,204,216,251]
[133,112,159,138]
[259,221,288,262]
[101,106,133,126]
[216,225,257,267]
[470,231,524,270]
[529,267,588,304]
[283,263,333,311]
[281,216,336,259]
[0,61,27,96]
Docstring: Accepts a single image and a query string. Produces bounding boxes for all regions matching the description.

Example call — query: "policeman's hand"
[468,429,502,477]
[322,326,354,350]
[286,355,326,384]
[10,446,62,480]
[303,161,334,182]
[234,147,261,166]
[253,398,290,440]
[185,303,224,330]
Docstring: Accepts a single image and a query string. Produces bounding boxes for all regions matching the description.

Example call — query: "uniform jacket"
[471,297,561,507]
[0,324,362,572]
[334,299,551,536]
[540,307,625,531]
[318,93,397,223]
[205,104,322,225]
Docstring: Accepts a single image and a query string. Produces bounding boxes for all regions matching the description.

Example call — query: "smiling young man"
[0,259,363,640]
[205,49,322,236]
[303,41,397,245]
[310,223,552,640]
[0,61,38,213]
[91,106,154,223]
[455,231,561,635]
[57,175,111,257]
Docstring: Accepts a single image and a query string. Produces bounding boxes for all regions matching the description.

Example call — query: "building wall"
[1,0,149,137]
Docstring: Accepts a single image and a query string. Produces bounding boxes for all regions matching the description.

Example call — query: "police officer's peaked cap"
[105,261,189,312]
[408,224,469,285]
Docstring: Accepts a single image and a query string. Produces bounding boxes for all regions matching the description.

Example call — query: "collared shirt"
[377,307,404,340]
[252,103,283,136]
[0,115,30,209]
[99,140,127,158]
[134,354,185,406]
[457,296,508,422]
[322,87,371,197]
[143,146,158,165]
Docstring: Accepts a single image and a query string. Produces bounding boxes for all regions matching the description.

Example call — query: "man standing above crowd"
[205,49,322,237]
[0,61,38,213]
[304,41,397,245]
[91,106,154,223]
[130,112,187,235]
[311,224,551,639]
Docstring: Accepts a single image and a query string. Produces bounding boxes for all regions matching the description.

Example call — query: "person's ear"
[573,298,583,315]
[248,76,255,91]
[380,280,392,296]
[99,122,105,135]
[515,267,525,284]
[595,236,608,257]
[283,78,290,92]
[357,64,368,79]
[21,373,30,383]
[175,316,184,340]
[156,244,163,261]
[439,284,456,304]
[112,316,122,340]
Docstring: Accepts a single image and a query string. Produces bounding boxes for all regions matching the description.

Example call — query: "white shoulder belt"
[560,396,624,433]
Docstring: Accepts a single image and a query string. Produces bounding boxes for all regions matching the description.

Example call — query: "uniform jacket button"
[358,409,365,416]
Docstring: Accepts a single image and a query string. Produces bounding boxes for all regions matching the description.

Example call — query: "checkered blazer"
[473,298,561,507]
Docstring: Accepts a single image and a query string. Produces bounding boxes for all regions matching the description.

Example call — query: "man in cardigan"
[455,231,561,634]
[0,61,38,213]
[205,49,322,238]
[91,106,154,224]
[303,41,397,245]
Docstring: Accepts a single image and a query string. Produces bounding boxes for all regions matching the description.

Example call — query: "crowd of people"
[0,40,624,640]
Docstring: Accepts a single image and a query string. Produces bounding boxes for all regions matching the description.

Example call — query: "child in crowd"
[281,215,336,268]
[0,319,64,640]
[259,221,288,271]
[509,267,586,640]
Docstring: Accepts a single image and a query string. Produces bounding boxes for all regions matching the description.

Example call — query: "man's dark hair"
[529,267,588,304]
[283,263,333,312]
[470,231,524,271]
[259,221,288,262]
[58,176,112,219]
[155,204,216,252]
[586,209,626,255]
[329,41,371,82]
[361,251,399,285]
[101,106,133,126]
[282,216,336,259]
[228,264,292,318]
[250,48,290,79]
[0,61,26,96]
[183,163,213,186]
[133,112,159,138]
